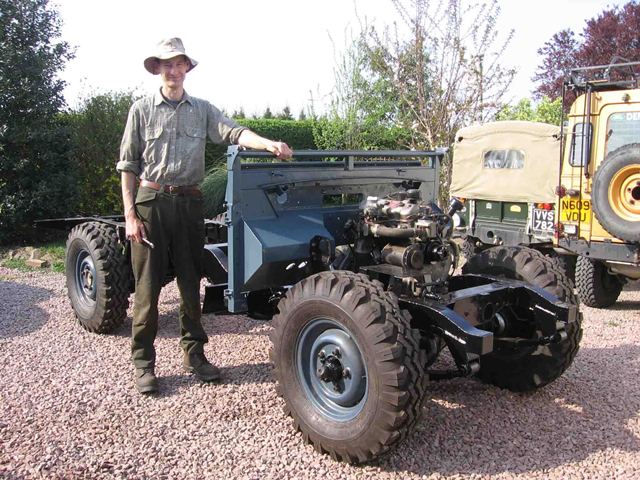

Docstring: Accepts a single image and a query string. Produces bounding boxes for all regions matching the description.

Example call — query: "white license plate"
[532,209,555,232]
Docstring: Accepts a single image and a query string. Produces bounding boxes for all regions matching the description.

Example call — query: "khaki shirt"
[117,90,246,186]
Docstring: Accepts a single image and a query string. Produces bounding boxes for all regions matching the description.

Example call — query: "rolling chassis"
[41,147,581,464]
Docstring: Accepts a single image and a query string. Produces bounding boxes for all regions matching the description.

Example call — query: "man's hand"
[121,171,147,244]
[266,141,293,160]
[125,210,147,244]
[238,130,293,160]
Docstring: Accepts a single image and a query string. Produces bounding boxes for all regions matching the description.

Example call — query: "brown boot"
[183,352,221,382]
[135,367,158,394]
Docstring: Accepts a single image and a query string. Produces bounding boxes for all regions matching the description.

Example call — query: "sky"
[54,0,627,116]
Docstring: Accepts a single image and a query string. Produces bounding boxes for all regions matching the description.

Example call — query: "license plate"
[560,199,591,223]
[532,209,555,232]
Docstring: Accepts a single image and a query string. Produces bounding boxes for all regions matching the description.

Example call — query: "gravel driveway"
[1,266,639,479]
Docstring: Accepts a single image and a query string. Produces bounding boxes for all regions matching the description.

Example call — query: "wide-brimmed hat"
[143,37,198,74]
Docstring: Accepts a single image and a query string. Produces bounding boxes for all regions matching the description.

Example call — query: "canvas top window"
[482,149,525,169]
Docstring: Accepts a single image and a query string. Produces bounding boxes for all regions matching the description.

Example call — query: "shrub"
[65,90,140,215]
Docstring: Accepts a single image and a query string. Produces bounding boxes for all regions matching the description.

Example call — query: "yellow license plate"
[560,198,591,223]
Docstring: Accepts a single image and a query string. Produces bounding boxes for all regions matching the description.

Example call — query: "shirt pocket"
[144,124,164,141]
[184,126,206,140]
[182,126,207,168]
[142,124,165,170]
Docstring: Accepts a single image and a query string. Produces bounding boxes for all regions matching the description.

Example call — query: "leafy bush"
[239,119,317,150]
[311,117,411,150]
[64,90,140,215]
[496,97,563,125]
[201,165,227,217]
[204,118,318,170]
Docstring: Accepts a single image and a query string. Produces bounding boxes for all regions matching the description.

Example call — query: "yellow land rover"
[556,61,640,307]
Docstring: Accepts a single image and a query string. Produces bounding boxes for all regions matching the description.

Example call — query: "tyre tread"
[575,256,623,308]
[269,270,427,464]
[66,222,129,334]
[462,246,582,392]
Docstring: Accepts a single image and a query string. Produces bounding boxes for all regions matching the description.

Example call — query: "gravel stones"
[1,266,639,479]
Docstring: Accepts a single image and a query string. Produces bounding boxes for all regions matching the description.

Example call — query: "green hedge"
[204,118,317,169]
[63,91,139,216]
[312,117,411,150]
[239,119,316,149]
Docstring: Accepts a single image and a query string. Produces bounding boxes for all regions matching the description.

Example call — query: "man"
[117,38,292,394]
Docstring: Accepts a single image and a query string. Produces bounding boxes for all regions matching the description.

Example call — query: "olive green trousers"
[130,186,207,368]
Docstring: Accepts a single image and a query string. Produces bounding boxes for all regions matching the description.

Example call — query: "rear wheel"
[65,222,130,333]
[270,271,427,463]
[542,251,576,283]
[575,256,623,308]
[462,246,582,391]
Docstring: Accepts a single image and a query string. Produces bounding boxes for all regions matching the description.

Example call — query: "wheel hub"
[81,263,94,292]
[75,251,97,303]
[608,165,640,220]
[317,349,351,392]
[297,320,368,421]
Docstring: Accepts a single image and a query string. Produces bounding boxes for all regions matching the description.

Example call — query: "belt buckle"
[168,185,178,194]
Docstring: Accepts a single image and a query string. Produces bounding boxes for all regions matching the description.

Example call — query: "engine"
[337,190,464,292]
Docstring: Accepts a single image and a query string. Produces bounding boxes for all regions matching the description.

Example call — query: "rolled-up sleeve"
[117,103,144,175]
[206,102,246,145]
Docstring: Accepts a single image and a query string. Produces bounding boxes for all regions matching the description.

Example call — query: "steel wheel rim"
[296,318,368,422]
[75,249,97,307]
[608,165,640,221]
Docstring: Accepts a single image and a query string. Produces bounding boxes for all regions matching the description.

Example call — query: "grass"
[0,239,66,274]
[1,258,30,271]
[39,240,66,272]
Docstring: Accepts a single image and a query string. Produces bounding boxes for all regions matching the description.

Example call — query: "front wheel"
[462,246,582,392]
[270,271,427,463]
[65,222,130,333]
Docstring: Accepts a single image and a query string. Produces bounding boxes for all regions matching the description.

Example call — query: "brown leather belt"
[140,180,201,197]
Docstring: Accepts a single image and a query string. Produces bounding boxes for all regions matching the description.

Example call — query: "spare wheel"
[591,143,640,242]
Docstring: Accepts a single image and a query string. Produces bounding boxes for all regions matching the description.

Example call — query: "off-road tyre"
[462,246,582,392]
[591,143,640,242]
[575,256,623,308]
[542,251,576,283]
[270,271,427,463]
[65,221,130,333]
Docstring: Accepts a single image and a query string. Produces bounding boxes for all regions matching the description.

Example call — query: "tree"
[277,106,294,120]
[0,0,74,243]
[532,30,579,101]
[232,107,246,119]
[316,29,405,150]
[327,0,515,201]
[534,2,640,101]
[262,107,274,119]
[298,109,307,121]
[496,97,563,125]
